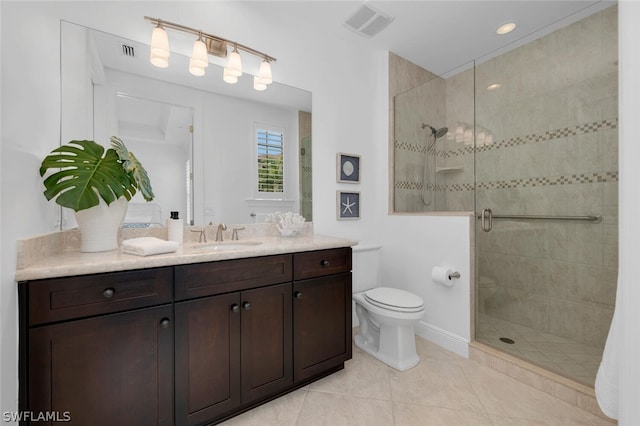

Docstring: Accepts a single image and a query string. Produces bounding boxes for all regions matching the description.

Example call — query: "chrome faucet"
[215,223,227,241]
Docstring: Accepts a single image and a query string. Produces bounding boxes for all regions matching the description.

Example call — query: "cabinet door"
[175,293,241,426]
[293,273,352,382]
[28,305,173,426]
[241,283,293,403]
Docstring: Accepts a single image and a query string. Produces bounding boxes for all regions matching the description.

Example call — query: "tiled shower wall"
[392,58,475,212]
[391,5,618,358]
[299,111,312,222]
[475,5,618,348]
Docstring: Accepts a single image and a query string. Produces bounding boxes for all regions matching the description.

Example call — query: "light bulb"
[485,133,494,146]
[223,68,238,84]
[189,58,205,76]
[455,126,464,143]
[464,128,473,146]
[253,76,267,91]
[150,25,170,58]
[150,51,169,68]
[226,47,242,77]
[258,59,272,85]
[190,38,208,69]
[477,131,486,146]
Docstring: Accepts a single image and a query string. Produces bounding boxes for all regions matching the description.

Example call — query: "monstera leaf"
[39,140,139,212]
[110,136,155,202]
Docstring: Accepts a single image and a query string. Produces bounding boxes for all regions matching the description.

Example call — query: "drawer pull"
[159,318,171,329]
[242,301,252,311]
[231,304,240,313]
[320,260,330,267]
[103,288,115,299]
[294,291,303,300]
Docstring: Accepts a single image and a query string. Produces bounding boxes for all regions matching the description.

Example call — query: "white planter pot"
[74,197,128,252]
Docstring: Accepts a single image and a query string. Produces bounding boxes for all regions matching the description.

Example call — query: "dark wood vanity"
[18,247,352,425]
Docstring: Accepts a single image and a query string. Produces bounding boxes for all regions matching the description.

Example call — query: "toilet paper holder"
[449,271,461,280]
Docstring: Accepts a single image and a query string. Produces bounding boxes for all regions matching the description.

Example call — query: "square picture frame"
[337,191,360,220]
[337,153,360,183]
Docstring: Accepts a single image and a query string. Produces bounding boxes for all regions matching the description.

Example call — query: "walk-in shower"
[421,123,448,206]
[393,4,618,387]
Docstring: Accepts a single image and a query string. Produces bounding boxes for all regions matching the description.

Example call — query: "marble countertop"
[15,234,358,282]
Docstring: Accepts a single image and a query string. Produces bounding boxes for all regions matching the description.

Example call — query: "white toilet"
[352,245,425,371]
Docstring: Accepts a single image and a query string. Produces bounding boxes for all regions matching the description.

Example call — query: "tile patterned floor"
[476,314,603,386]
[221,335,612,425]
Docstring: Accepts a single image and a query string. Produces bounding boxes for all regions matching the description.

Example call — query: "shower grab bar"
[478,208,602,232]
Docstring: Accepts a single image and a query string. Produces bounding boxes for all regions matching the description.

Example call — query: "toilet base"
[354,331,420,371]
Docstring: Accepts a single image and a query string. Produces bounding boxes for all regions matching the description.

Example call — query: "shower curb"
[469,341,617,424]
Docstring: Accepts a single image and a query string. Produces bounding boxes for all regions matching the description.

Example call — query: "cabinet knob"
[159,318,171,329]
[320,260,330,267]
[231,304,240,313]
[294,291,303,300]
[242,301,252,311]
[103,288,115,299]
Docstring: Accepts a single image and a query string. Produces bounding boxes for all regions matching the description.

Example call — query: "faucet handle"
[190,228,207,243]
[231,227,246,241]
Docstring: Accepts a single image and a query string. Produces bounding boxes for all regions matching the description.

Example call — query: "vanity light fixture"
[496,22,516,35]
[145,16,276,90]
[149,22,170,68]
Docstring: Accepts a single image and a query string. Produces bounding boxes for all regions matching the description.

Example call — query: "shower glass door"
[474,5,618,386]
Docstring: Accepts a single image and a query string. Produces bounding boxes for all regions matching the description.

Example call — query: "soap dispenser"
[167,211,184,244]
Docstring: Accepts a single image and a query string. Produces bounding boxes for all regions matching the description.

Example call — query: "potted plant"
[40,136,154,252]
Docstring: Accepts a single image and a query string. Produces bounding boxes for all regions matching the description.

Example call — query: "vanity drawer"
[175,255,293,301]
[27,267,173,326]
[293,248,352,281]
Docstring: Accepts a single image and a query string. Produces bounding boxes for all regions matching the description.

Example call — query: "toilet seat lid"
[364,287,424,312]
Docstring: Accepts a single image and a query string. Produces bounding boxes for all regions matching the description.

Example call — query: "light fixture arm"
[144,16,277,63]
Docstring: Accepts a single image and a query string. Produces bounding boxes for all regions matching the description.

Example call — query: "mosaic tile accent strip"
[395,181,474,192]
[395,140,426,154]
[397,171,617,193]
[395,118,618,158]
[476,171,618,190]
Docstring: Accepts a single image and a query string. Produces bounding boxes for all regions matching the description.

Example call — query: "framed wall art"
[337,191,360,220]
[337,153,360,183]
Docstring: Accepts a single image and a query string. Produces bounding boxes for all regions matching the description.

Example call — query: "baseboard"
[415,321,469,358]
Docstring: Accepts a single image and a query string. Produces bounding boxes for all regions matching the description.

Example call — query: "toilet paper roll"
[432,266,455,287]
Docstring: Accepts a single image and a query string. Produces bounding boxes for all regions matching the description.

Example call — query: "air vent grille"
[121,44,135,58]
[344,4,393,38]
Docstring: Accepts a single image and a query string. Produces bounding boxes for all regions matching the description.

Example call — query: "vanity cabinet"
[19,247,352,426]
[174,256,293,425]
[292,248,352,382]
[20,268,174,426]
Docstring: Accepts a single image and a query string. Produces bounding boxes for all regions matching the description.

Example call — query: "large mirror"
[61,21,312,228]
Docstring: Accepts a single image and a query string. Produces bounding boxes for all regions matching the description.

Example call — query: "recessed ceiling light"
[496,22,516,35]
[487,83,501,91]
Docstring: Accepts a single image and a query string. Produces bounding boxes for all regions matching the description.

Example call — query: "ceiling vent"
[121,44,135,58]
[344,3,394,38]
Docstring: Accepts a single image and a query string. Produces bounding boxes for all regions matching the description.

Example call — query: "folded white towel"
[121,237,179,257]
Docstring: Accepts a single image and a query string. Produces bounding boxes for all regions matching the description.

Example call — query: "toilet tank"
[352,244,382,293]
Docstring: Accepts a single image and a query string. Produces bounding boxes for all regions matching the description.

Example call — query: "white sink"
[193,241,262,251]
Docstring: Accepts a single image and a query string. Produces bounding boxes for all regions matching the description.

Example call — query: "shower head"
[421,123,449,139]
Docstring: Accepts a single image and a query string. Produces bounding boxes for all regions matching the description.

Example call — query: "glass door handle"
[481,208,493,232]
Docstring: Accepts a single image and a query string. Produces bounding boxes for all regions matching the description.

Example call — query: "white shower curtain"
[595,298,620,418]
[594,2,640,424]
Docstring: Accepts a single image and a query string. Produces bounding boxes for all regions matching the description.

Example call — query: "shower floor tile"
[476,313,602,386]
